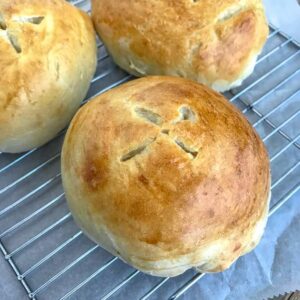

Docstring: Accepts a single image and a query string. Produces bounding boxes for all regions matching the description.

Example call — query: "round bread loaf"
[92,0,268,92]
[0,0,97,153]
[62,76,270,277]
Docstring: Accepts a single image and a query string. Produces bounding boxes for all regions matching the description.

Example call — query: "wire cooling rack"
[0,1,299,299]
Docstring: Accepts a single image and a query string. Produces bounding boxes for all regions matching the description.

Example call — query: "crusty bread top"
[0,0,96,152]
[0,0,93,111]
[92,0,268,91]
[62,76,270,274]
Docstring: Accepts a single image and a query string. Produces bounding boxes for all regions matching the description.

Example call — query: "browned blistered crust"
[62,76,271,277]
[91,0,269,92]
[0,0,96,153]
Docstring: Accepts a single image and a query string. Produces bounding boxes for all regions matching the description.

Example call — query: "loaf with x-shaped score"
[92,0,269,92]
[61,76,271,277]
[0,0,96,153]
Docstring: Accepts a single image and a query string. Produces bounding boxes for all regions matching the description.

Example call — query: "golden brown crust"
[62,76,271,277]
[0,0,97,153]
[92,0,269,92]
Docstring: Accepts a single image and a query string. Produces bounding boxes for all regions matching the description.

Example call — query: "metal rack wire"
[0,0,299,299]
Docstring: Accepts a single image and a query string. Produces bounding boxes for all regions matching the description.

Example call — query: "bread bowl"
[62,76,271,277]
[0,0,97,153]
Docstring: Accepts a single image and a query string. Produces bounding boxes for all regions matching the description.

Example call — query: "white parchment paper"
[264,0,300,44]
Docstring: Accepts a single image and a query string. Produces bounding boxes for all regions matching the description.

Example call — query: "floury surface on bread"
[0,0,97,153]
[92,0,269,92]
[62,76,271,277]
